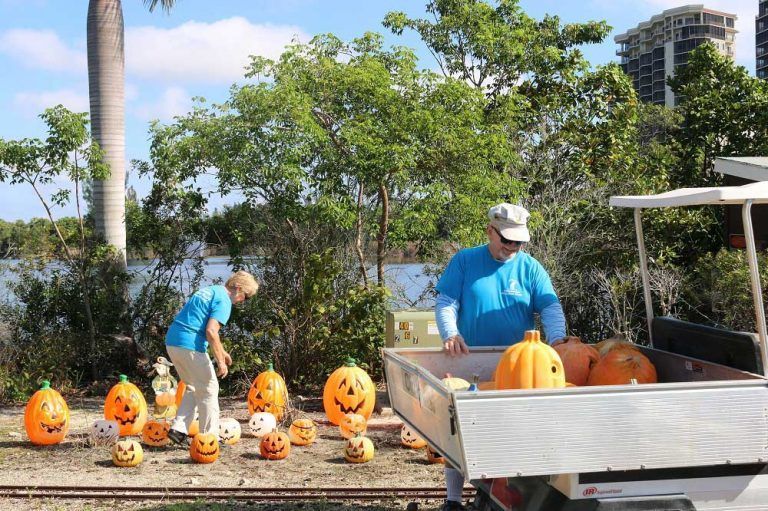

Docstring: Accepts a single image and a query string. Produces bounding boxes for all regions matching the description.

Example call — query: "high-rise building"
[615,5,737,107]
[758,0,768,79]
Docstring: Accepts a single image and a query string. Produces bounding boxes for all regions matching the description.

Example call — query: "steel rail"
[0,485,476,502]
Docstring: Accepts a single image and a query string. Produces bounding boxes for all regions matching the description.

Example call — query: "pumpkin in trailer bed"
[587,348,658,386]
[554,336,600,386]
[494,330,566,390]
[594,336,640,357]
[442,374,470,391]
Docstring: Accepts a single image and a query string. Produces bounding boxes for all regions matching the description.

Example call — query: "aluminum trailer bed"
[383,178,768,510]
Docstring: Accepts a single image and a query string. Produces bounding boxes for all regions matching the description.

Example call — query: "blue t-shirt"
[435,245,559,347]
[166,285,232,353]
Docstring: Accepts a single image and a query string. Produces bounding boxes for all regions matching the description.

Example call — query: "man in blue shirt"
[434,203,566,510]
[166,270,259,446]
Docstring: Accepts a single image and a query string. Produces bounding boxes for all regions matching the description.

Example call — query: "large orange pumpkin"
[24,380,70,445]
[587,348,658,386]
[594,337,640,358]
[494,330,566,390]
[554,336,600,386]
[247,363,289,421]
[104,374,148,436]
[323,357,376,425]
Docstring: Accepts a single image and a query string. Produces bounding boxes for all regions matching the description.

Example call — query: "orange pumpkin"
[288,419,317,446]
[260,429,291,460]
[554,336,600,386]
[594,337,640,357]
[343,432,374,463]
[494,330,566,390]
[477,381,495,391]
[247,363,289,421]
[190,432,220,463]
[187,410,200,437]
[175,381,187,409]
[587,349,658,386]
[339,413,367,439]
[24,380,70,445]
[155,391,175,407]
[104,374,148,436]
[400,423,426,449]
[141,420,170,447]
[426,445,445,464]
[323,357,376,425]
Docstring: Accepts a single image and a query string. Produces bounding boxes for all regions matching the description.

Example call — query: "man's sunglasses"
[491,226,524,247]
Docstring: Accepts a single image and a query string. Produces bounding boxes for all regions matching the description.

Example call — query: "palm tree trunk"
[87,0,127,267]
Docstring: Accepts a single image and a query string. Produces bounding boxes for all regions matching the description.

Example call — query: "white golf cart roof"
[610,180,768,208]
[714,156,768,182]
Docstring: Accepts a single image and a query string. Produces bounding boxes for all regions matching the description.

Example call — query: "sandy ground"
[0,395,453,511]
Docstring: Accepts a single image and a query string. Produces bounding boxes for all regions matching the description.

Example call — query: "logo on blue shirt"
[502,278,523,297]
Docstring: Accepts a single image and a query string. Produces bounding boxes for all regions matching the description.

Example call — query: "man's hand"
[223,351,232,366]
[443,335,470,356]
[550,338,565,347]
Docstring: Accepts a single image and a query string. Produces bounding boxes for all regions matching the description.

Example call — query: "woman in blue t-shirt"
[166,270,258,446]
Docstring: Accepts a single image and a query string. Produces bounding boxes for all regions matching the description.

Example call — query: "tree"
[86,0,177,266]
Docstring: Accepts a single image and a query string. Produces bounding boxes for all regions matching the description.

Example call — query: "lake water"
[0,257,436,309]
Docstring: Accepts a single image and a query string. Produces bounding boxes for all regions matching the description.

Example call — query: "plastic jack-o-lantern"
[249,412,277,438]
[247,363,289,421]
[339,413,367,439]
[190,432,220,464]
[111,439,144,467]
[344,433,375,463]
[24,380,70,445]
[494,330,566,390]
[218,418,242,445]
[426,445,445,464]
[175,381,187,409]
[323,357,376,425]
[104,374,148,436]
[141,420,170,447]
[260,429,291,460]
[400,423,427,449]
[90,419,120,446]
[288,419,317,446]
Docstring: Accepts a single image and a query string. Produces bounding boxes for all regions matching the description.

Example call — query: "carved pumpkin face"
[24,381,70,445]
[190,433,220,463]
[494,330,566,390]
[90,419,119,446]
[322,358,376,425]
[426,445,445,464]
[288,419,317,446]
[249,412,277,437]
[111,439,144,467]
[339,413,367,439]
[344,433,375,463]
[141,420,170,447]
[247,363,288,420]
[400,424,427,449]
[218,418,242,445]
[260,429,291,460]
[104,375,148,436]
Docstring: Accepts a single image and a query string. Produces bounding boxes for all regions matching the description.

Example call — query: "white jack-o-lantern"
[400,423,427,449]
[218,417,242,445]
[90,419,119,446]
[249,412,276,437]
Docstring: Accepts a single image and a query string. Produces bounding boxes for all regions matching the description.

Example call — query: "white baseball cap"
[488,203,530,242]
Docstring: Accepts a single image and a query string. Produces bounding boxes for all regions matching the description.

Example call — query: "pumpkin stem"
[344,357,357,367]
[119,374,128,383]
[523,330,541,342]
[267,362,274,372]
[40,380,51,390]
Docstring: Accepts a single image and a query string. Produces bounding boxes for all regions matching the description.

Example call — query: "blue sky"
[0,0,760,221]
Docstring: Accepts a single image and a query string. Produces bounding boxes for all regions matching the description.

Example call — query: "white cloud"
[126,17,308,84]
[12,89,90,116]
[609,0,757,70]
[0,28,86,73]
[132,86,193,122]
